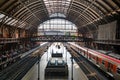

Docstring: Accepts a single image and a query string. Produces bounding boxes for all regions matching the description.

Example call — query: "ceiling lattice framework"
[0,0,120,33]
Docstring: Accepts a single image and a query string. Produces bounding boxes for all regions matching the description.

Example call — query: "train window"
[102,60,105,65]
[89,54,91,60]
[117,68,120,74]
[93,56,96,60]
[111,64,113,69]
[96,57,99,64]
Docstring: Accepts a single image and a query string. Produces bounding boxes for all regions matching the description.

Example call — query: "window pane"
[38,19,77,35]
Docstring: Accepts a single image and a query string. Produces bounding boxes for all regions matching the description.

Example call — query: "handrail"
[0,36,93,43]
[0,38,20,44]
[94,40,120,45]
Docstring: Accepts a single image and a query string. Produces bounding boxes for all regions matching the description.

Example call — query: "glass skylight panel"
[0,19,2,22]
[0,13,5,19]
[18,22,26,28]
[43,0,71,17]
[0,13,27,29]
[5,17,12,23]
[10,20,18,26]
[7,19,16,25]
[25,25,32,30]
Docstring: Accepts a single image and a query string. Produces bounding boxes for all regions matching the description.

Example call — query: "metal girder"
[72,0,96,23]
[30,35,88,42]
[112,0,120,8]
[73,1,100,18]
[66,0,99,32]
[66,8,97,29]
[3,0,18,13]
[0,0,8,7]
[21,10,47,22]
[66,0,120,32]
[0,0,120,34]
[43,0,71,16]
[18,0,41,22]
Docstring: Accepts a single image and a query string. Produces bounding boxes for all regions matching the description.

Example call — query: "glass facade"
[38,19,77,35]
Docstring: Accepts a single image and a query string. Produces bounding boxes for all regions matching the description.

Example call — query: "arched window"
[38,19,77,35]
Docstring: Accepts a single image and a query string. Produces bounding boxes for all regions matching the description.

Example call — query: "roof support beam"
[18,0,42,22]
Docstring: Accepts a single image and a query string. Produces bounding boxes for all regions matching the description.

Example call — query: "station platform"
[22,42,88,80]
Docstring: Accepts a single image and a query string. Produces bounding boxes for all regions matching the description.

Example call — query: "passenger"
[2,54,7,62]
[13,51,18,57]
[0,54,2,63]
[6,53,10,60]
[58,45,60,49]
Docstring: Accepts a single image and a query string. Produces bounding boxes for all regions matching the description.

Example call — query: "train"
[45,42,68,79]
[45,58,68,78]
[68,42,120,80]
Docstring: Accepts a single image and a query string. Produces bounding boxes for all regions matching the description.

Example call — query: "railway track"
[0,55,37,80]
[66,44,101,80]
[0,44,49,80]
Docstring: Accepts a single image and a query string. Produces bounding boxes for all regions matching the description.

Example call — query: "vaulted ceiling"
[0,0,120,33]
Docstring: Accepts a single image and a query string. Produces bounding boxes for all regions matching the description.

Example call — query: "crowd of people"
[0,42,39,70]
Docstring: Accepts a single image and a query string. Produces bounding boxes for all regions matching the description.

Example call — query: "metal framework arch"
[0,0,120,34]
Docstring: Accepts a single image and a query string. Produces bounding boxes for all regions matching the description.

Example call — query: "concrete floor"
[22,42,88,80]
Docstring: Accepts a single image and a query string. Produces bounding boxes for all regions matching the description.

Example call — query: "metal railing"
[0,38,20,44]
[0,35,93,44]
[94,39,120,45]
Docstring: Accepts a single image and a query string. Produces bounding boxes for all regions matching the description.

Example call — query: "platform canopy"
[0,0,120,33]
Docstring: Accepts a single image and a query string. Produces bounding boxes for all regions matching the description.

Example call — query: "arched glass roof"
[0,0,120,33]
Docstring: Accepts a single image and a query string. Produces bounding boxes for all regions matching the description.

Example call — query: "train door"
[96,57,99,64]
[83,51,85,57]
[86,53,88,58]
[117,67,120,74]
[107,62,113,73]
[89,54,91,60]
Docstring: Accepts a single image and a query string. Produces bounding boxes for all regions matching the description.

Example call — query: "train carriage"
[69,42,120,80]
[45,58,68,78]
